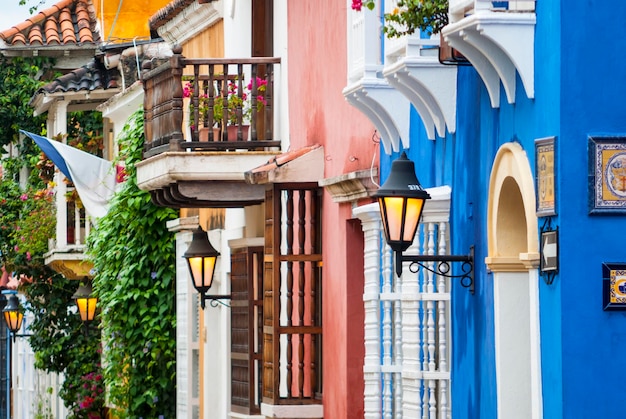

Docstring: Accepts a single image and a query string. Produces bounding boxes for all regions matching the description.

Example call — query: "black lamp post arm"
[201,294,231,309]
[395,246,475,294]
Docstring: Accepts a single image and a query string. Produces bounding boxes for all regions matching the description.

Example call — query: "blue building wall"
[558,1,626,418]
[379,0,626,417]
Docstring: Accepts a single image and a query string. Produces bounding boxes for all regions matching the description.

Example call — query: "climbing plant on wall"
[87,109,178,418]
[0,55,107,417]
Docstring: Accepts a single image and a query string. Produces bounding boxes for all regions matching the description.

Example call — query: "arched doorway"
[485,142,543,419]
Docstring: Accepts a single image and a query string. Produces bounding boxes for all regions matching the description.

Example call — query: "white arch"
[486,142,539,271]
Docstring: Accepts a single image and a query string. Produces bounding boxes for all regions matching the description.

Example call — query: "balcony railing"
[142,45,281,158]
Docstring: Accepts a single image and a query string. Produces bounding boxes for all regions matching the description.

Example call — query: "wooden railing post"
[169,45,185,150]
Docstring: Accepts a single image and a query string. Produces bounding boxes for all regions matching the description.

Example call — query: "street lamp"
[183,227,230,309]
[2,294,23,341]
[374,152,475,293]
[72,281,97,322]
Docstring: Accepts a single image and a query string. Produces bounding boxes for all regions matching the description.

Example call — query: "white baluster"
[437,222,450,418]
[382,243,393,418]
[401,220,422,418]
[74,201,81,245]
[426,222,437,418]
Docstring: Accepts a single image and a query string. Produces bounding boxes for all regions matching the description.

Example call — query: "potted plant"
[214,77,267,140]
[184,76,267,141]
[352,0,448,37]
[351,0,464,64]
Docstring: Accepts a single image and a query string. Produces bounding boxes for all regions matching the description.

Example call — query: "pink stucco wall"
[288,1,377,417]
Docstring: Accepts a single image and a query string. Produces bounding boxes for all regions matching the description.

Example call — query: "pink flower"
[183,82,193,98]
[351,0,363,11]
[79,396,94,409]
[20,194,28,201]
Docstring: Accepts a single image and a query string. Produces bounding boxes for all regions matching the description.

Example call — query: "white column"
[47,101,69,249]
[353,203,382,419]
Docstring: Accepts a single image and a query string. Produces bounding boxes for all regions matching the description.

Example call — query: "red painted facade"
[287,1,377,416]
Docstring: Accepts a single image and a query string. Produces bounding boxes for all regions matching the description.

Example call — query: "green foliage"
[0,54,108,418]
[0,56,52,148]
[18,0,47,14]
[87,110,178,418]
[383,0,448,37]
[356,0,449,37]
[33,387,54,419]
[22,275,105,419]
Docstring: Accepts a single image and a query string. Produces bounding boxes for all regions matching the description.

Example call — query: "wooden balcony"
[137,45,282,208]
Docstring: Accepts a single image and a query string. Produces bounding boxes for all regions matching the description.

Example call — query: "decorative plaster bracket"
[343,77,411,154]
[157,1,223,45]
[384,57,457,140]
[442,11,535,108]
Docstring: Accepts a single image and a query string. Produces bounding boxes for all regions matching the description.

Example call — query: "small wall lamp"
[373,152,475,293]
[183,227,231,309]
[2,293,24,341]
[72,281,98,323]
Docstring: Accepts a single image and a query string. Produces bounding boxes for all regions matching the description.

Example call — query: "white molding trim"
[442,11,535,108]
[260,403,323,418]
[157,0,224,45]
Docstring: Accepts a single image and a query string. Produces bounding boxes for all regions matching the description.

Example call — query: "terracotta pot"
[226,124,249,141]
[199,127,221,142]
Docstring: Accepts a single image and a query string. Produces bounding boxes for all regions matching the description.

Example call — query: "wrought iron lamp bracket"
[201,294,231,309]
[396,246,475,294]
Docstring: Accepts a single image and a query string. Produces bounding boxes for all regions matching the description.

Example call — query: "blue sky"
[0,1,55,32]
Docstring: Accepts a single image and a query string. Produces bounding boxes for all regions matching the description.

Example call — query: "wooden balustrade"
[142,45,281,157]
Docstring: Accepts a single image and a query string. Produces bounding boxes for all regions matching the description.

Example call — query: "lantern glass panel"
[77,297,97,322]
[187,255,216,290]
[3,310,23,333]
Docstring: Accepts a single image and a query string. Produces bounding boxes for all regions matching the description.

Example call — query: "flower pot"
[438,36,470,66]
[226,124,249,141]
[199,127,221,142]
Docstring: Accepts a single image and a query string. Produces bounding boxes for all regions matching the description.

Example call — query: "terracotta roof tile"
[28,25,43,45]
[244,144,324,184]
[0,0,99,47]
[44,17,60,44]
[37,59,120,95]
[11,32,26,45]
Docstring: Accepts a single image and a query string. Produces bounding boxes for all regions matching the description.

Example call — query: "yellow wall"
[92,0,172,42]
[181,21,226,229]
[181,20,224,60]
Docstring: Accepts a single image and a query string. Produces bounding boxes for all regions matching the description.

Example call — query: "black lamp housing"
[374,152,475,293]
[373,151,431,253]
[183,227,229,309]
[3,294,24,339]
[72,281,97,322]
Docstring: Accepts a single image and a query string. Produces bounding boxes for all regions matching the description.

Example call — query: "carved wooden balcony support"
[141,45,281,157]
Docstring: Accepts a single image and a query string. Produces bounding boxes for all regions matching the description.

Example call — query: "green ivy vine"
[87,109,178,418]
[0,55,106,418]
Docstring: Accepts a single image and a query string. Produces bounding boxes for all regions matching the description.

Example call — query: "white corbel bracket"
[343,77,411,155]
[384,57,457,139]
[442,11,535,108]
